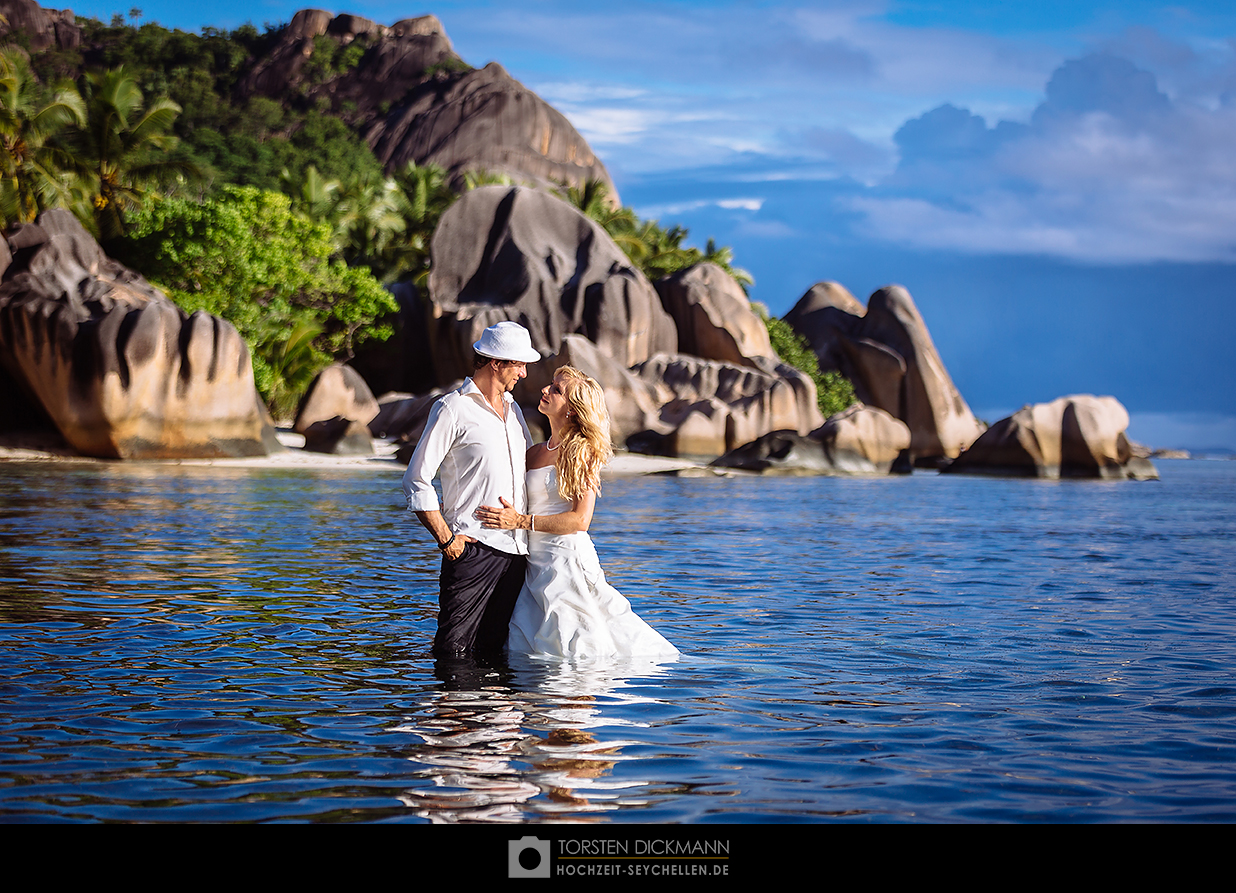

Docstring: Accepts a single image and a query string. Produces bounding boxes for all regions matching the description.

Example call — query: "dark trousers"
[434,541,526,657]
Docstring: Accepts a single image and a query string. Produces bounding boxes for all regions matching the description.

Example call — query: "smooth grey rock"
[0,210,275,459]
[294,364,379,435]
[945,394,1156,479]
[786,282,983,463]
[654,263,773,369]
[425,186,676,385]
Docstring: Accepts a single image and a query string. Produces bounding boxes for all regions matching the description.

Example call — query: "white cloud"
[847,52,1236,262]
[635,197,765,217]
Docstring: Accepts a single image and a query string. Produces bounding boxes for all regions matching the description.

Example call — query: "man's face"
[494,360,528,392]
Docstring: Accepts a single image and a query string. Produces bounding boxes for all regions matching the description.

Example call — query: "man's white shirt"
[402,378,533,555]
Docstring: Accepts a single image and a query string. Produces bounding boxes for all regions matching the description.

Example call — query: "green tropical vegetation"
[116,186,397,418]
[0,51,84,224]
[756,305,857,419]
[558,178,754,290]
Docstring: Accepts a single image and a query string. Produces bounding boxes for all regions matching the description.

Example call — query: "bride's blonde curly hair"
[553,366,614,499]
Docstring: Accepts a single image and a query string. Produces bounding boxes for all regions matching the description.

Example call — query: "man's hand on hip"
[443,534,475,561]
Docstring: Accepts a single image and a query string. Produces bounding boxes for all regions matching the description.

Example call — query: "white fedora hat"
[473,321,541,363]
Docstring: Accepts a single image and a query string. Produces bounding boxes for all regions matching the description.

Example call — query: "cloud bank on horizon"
[64,1,1236,447]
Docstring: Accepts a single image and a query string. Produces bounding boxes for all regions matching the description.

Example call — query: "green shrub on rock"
[116,186,397,418]
[758,307,857,419]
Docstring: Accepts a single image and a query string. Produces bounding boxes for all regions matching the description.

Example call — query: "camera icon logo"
[509,836,551,878]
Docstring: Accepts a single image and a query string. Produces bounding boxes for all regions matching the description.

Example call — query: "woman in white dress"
[474,367,678,660]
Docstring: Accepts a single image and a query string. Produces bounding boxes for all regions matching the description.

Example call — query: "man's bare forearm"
[416,510,470,560]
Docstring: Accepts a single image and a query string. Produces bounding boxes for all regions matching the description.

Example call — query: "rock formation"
[655,263,775,369]
[0,210,278,459]
[712,404,910,474]
[293,363,380,454]
[240,11,615,196]
[785,282,984,464]
[425,185,677,383]
[629,354,823,460]
[294,363,379,435]
[368,62,615,194]
[815,403,912,474]
[0,0,79,52]
[943,394,1158,479]
[783,280,864,374]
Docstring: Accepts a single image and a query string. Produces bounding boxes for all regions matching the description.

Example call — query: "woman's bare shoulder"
[526,442,553,469]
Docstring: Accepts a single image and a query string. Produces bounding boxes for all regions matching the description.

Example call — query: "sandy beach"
[0,431,707,476]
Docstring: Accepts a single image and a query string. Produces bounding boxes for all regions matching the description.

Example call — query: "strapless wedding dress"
[508,466,679,659]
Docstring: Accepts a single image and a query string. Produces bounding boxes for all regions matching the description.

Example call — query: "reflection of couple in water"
[402,321,677,662]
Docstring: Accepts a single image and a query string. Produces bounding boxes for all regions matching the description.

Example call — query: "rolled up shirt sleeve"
[402,399,453,513]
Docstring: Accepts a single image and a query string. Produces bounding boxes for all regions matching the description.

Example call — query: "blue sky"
[69,1,1236,450]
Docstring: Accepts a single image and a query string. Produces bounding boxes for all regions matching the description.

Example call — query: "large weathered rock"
[0,0,79,52]
[367,61,615,193]
[0,210,277,459]
[294,364,379,435]
[785,282,983,464]
[654,264,773,368]
[711,404,911,475]
[944,394,1158,479]
[238,12,614,196]
[783,280,863,374]
[815,403,912,474]
[628,354,824,459]
[425,186,677,385]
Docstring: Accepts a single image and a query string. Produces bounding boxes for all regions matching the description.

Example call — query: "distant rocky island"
[0,4,1156,479]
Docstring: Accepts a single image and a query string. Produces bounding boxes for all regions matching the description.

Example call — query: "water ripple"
[0,461,1234,821]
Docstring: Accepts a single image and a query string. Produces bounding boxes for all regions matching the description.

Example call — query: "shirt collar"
[460,377,514,409]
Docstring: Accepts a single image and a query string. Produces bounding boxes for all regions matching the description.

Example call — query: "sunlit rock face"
[369,61,616,194]
[944,394,1158,479]
[710,403,910,475]
[814,403,911,474]
[628,354,823,460]
[785,282,984,464]
[294,364,380,455]
[425,186,677,384]
[654,264,774,369]
[0,210,277,459]
[294,364,380,435]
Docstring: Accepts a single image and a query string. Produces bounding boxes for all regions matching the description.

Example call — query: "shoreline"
[0,432,709,476]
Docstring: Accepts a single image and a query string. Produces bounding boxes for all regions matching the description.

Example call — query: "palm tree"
[462,168,512,190]
[702,237,754,292]
[379,160,456,285]
[0,50,85,226]
[70,66,194,239]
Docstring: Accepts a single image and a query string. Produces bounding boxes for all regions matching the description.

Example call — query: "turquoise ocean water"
[0,459,1233,822]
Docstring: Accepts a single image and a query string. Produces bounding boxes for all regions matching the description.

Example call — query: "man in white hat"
[402,321,542,657]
